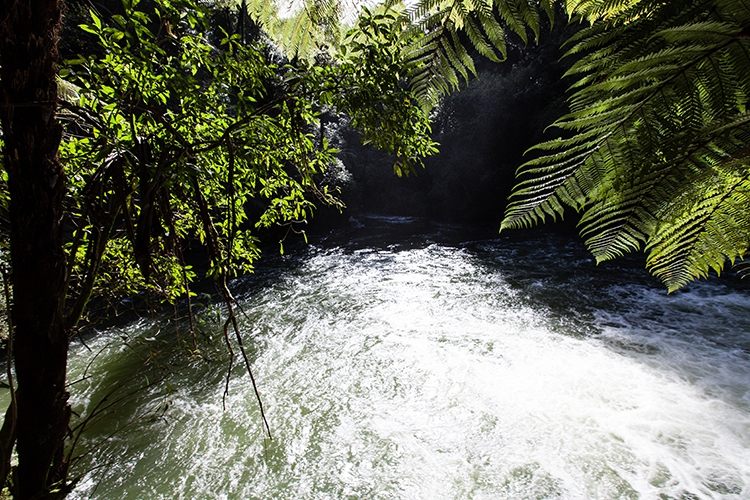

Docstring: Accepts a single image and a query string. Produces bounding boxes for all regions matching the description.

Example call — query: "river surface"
[45,217,750,499]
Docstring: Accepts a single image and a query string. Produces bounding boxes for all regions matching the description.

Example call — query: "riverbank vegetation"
[0,0,748,497]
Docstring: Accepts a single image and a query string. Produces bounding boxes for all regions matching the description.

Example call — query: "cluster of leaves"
[501,0,750,291]
[396,0,555,109]
[57,0,437,324]
[62,0,295,319]
[249,0,550,110]
[324,8,440,176]
[244,0,344,59]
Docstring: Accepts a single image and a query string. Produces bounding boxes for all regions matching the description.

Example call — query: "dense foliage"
[396,0,750,290]
[57,0,436,322]
[500,0,750,291]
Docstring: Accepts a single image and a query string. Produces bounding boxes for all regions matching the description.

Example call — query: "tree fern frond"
[519,0,543,42]
[715,0,750,25]
[539,0,555,25]
[494,0,530,43]
[407,0,444,23]
[440,36,471,82]
[522,125,609,151]
[646,169,750,291]
[566,0,655,24]
[403,27,443,58]
[401,0,556,109]
[501,0,750,290]
[502,151,595,229]
[436,48,462,88]
[656,20,741,44]
[464,13,504,61]
[563,14,621,52]
[478,6,508,55]
[281,13,322,57]
[451,29,477,75]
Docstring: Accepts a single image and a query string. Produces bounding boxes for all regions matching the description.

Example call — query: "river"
[37,216,750,499]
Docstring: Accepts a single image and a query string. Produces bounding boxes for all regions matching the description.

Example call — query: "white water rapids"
[20,219,750,499]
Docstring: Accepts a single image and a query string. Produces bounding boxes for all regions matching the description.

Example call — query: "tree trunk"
[0,0,71,497]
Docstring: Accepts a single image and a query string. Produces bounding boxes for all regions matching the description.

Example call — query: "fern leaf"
[501,0,750,290]
[494,0,529,43]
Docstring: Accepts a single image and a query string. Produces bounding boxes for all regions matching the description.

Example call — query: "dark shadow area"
[321,18,577,227]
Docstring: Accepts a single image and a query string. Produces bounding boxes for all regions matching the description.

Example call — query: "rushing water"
[27,217,750,499]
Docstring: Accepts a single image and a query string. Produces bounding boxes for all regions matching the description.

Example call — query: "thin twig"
[219,278,272,440]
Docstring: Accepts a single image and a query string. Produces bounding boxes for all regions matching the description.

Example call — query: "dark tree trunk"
[0,0,71,497]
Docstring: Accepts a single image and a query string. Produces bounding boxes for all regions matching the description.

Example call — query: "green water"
[14,222,750,499]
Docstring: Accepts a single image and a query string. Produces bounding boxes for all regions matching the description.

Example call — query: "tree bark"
[0,0,71,497]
